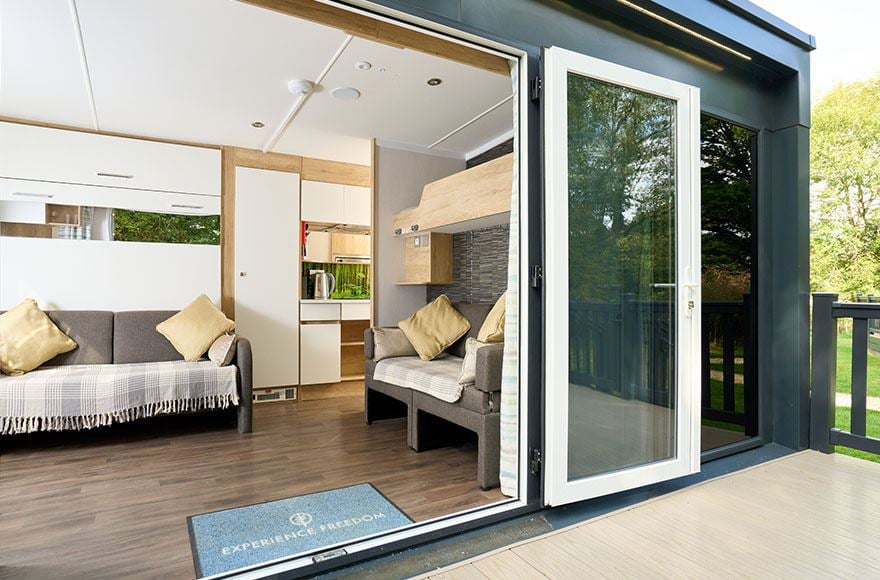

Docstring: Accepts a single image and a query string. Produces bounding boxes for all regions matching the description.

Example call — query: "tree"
[811,75,880,297]
[113,209,220,245]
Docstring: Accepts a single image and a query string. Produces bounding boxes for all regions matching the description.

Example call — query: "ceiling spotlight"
[355,61,372,70]
[251,121,265,128]
[427,78,442,86]
[287,79,315,97]
[331,87,361,101]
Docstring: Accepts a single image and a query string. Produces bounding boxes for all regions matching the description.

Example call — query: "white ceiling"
[0,0,513,164]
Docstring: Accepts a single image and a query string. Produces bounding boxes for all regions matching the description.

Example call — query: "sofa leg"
[237,403,252,434]
[477,414,501,490]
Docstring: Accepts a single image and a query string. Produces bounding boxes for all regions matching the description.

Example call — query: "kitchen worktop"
[300,299,371,304]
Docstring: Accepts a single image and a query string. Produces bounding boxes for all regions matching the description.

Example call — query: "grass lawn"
[835,332,880,398]
[833,406,880,464]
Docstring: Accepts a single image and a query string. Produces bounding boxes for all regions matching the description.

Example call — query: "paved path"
[836,392,880,411]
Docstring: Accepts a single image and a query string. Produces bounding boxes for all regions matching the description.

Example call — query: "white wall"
[374,145,465,326]
[0,237,220,310]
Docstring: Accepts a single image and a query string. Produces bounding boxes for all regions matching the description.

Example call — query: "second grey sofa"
[364,302,503,489]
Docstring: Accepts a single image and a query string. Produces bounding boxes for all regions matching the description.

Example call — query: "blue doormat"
[187,483,413,578]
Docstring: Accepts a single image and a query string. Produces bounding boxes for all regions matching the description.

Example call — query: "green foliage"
[113,209,220,245]
[811,75,880,296]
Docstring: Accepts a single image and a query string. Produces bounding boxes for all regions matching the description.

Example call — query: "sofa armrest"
[364,328,376,360]
[474,343,504,393]
[233,336,253,433]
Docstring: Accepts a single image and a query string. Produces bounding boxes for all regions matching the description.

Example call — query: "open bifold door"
[542,46,702,506]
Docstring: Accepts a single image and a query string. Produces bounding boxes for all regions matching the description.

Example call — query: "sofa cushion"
[114,311,184,364]
[0,299,77,375]
[372,327,418,361]
[477,292,506,343]
[447,303,493,358]
[373,355,464,403]
[156,295,235,362]
[399,295,470,361]
[44,311,114,366]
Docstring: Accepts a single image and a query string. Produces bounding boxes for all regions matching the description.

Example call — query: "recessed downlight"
[355,61,372,70]
[331,87,361,101]
[427,78,442,86]
[251,121,265,128]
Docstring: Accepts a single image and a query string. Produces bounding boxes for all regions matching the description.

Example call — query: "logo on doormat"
[288,513,313,527]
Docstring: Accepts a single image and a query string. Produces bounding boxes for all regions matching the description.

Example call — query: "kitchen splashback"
[427,223,509,305]
[303,262,371,300]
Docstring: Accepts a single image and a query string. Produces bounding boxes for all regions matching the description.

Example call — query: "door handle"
[651,283,676,288]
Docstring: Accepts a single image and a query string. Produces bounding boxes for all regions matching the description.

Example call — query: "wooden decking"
[423,451,880,579]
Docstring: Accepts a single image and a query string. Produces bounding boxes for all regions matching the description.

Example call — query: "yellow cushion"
[477,292,507,343]
[0,298,77,375]
[156,295,235,362]
[399,295,471,361]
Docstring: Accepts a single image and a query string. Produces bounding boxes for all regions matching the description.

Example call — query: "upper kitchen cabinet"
[0,121,220,197]
[301,180,371,227]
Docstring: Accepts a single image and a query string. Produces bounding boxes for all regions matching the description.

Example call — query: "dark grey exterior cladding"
[366,0,813,450]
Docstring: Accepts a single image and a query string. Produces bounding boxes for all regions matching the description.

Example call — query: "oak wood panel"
[0,396,504,579]
[232,147,302,173]
[240,0,510,76]
[428,451,880,580]
[44,204,81,226]
[402,232,452,284]
[330,232,371,256]
[394,153,512,235]
[301,157,372,187]
[220,146,236,318]
[0,222,53,238]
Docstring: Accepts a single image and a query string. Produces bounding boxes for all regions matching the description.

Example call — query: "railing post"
[810,293,838,452]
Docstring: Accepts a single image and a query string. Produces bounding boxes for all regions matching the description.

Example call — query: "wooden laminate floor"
[0,395,504,579]
[424,451,880,579]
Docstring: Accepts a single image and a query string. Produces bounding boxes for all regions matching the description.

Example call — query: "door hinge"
[530,265,543,288]
[530,77,542,101]
[529,448,542,475]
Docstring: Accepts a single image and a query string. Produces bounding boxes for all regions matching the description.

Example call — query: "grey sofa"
[364,303,503,490]
[1,310,252,434]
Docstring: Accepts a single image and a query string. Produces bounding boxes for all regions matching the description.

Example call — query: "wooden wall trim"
[240,0,510,76]
[232,147,302,173]
[221,147,237,319]
[301,157,372,187]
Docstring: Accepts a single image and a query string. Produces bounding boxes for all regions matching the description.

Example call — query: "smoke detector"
[287,79,315,96]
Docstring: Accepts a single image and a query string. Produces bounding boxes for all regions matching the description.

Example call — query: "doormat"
[187,483,413,578]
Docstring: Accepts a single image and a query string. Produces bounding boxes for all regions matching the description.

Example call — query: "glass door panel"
[544,47,701,506]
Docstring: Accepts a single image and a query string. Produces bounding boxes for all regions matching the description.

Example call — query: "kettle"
[311,271,336,300]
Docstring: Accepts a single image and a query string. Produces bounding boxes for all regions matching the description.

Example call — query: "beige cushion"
[156,295,235,362]
[477,292,507,343]
[398,295,471,361]
[208,333,237,367]
[373,328,418,361]
[0,298,77,376]
[458,337,491,385]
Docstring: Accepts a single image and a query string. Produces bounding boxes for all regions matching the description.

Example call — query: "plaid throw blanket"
[373,355,464,403]
[0,360,238,435]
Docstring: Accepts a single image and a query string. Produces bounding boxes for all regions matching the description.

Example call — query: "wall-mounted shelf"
[45,204,81,227]
[392,153,512,236]
[399,232,452,285]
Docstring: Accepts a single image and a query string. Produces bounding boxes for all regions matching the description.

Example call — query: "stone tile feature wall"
[427,223,509,305]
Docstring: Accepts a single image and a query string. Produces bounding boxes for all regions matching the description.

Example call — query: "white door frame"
[543,46,702,507]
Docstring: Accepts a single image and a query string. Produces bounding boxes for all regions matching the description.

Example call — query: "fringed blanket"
[373,355,464,403]
[0,360,238,435]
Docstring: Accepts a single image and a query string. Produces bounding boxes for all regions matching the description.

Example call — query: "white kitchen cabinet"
[341,302,371,321]
[300,323,342,385]
[304,230,332,262]
[234,167,300,388]
[0,121,220,196]
[301,180,344,223]
[343,185,371,226]
[0,179,220,215]
[301,303,341,321]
